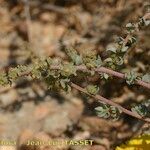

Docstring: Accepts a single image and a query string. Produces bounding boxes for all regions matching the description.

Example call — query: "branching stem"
[70,82,150,123]
[76,65,150,90]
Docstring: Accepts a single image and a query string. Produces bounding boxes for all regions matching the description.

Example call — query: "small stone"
[43,112,71,136]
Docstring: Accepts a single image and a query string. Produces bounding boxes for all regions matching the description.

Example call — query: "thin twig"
[94,67,150,89]
[24,0,33,43]
[28,1,67,14]
[76,65,150,90]
[41,3,67,14]
[70,82,150,123]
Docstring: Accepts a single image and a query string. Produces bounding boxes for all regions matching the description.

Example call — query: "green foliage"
[128,36,137,46]
[125,71,138,85]
[61,63,77,77]
[0,72,9,85]
[65,48,83,65]
[95,104,122,120]
[60,78,71,92]
[138,17,150,27]
[126,23,135,33]
[100,73,109,80]
[8,68,19,81]
[131,99,150,117]
[0,65,30,86]
[121,46,129,53]
[82,50,102,68]
[106,43,118,53]
[0,13,149,122]
[30,59,43,79]
[105,34,137,69]
[86,84,99,95]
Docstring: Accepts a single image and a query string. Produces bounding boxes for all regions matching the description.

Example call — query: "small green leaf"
[86,84,99,95]
[65,48,83,65]
[95,105,110,119]
[106,43,117,53]
[8,68,19,81]
[101,73,109,80]
[128,36,136,44]
[116,36,124,45]
[61,63,77,77]
[94,55,103,67]
[114,56,124,66]
[60,78,71,92]
[125,71,137,85]
[104,58,113,62]
[0,72,9,85]
[126,23,135,32]
[95,104,122,120]
[131,99,150,117]
[131,105,148,117]
[139,17,150,27]
[121,46,129,52]
[83,51,102,68]
[31,68,41,79]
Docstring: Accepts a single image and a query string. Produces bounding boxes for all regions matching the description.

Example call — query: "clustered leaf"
[104,15,149,69]
[105,34,137,69]
[0,65,30,86]
[61,63,77,77]
[86,84,99,95]
[127,36,137,46]
[30,59,43,79]
[125,70,138,85]
[100,73,109,80]
[17,65,29,74]
[126,23,136,33]
[60,79,71,92]
[8,68,19,81]
[138,17,150,27]
[0,72,9,85]
[82,50,102,68]
[95,104,122,120]
[121,46,129,52]
[65,47,83,65]
[126,16,150,34]
[131,99,150,117]
[112,55,124,66]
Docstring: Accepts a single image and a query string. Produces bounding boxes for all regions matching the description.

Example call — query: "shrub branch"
[70,82,150,123]
[0,12,149,122]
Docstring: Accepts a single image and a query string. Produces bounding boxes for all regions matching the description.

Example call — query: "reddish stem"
[71,82,150,123]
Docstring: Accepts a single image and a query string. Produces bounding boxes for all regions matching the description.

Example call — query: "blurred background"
[0,0,149,150]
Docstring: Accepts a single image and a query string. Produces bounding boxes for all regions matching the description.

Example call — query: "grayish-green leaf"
[106,43,118,53]
[125,71,137,85]
[86,84,99,95]
[61,63,77,77]
[121,46,129,52]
